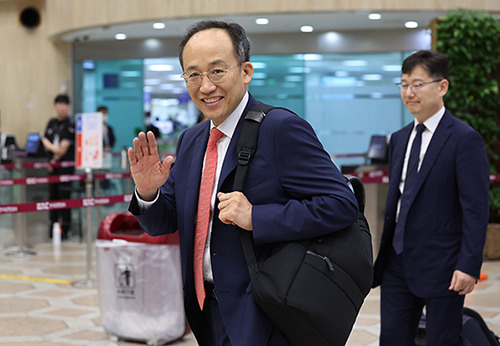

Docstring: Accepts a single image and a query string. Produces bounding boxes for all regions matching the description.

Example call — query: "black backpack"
[416,307,500,346]
[233,104,373,346]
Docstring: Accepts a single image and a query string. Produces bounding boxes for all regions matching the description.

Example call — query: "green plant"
[435,8,500,223]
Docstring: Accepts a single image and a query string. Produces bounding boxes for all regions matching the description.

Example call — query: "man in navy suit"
[127,20,358,345]
[373,50,490,345]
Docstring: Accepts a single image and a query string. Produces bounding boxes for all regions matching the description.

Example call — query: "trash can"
[96,212,185,345]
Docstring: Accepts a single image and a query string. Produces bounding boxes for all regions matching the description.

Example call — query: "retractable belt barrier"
[0,194,132,215]
[0,160,75,171]
[0,172,131,187]
[351,170,500,184]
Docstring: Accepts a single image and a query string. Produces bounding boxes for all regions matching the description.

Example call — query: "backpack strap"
[233,104,275,192]
[344,175,366,214]
[234,103,277,278]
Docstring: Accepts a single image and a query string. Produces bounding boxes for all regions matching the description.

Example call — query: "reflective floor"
[1,229,499,346]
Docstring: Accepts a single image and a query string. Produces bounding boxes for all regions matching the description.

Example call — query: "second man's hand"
[128,131,174,201]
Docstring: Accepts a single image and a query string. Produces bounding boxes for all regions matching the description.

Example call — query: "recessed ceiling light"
[251,62,267,69]
[362,74,383,81]
[115,33,127,40]
[343,60,367,67]
[300,25,314,33]
[256,18,269,25]
[148,64,173,72]
[153,22,166,30]
[368,13,381,20]
[382,65,402,72]
[405,21,419,29]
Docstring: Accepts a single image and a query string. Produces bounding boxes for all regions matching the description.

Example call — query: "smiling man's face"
[181,28,253,126]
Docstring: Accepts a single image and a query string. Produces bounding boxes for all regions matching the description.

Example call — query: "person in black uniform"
[42,94,76,239]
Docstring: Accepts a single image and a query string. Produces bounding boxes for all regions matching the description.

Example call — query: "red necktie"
[194,127,224,309]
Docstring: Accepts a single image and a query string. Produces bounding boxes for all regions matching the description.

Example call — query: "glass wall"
[74,59,144,151]
[74,51,414,170]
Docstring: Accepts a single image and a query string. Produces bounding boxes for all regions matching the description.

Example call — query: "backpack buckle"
[238,148,252,165]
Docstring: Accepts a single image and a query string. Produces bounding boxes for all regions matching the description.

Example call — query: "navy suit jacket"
[373,110,490,298]
[129,93,358,345]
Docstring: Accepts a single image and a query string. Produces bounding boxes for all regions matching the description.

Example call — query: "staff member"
[42,94,76,239]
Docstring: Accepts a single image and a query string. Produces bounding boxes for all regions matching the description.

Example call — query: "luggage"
[96,212,186,345]
[416,307,500,346]
[234,104,373,346]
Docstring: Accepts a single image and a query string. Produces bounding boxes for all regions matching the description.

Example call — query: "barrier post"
[121,147,132,193]
[5,157,35,257]
[94,175,102,228]
[72,167,95,288]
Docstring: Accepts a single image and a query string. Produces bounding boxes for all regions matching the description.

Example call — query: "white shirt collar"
[415,106,445,134]
[210,92,249,140]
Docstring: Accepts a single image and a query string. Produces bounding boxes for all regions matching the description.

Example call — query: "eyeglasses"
[396,79,442,91]
[180,65,240,87]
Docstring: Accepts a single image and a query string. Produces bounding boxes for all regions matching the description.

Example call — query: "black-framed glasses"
[396,79,442,91]
[180,65,240,87]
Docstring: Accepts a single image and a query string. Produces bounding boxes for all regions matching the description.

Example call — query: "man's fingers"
[127,147,137,165]
[138,132,150,155]
[162,156,175,171]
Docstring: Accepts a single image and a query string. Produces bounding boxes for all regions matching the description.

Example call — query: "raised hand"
[128,131,174,201]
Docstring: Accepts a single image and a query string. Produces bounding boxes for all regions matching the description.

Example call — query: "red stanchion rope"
[351,171,500,184]
[0,172,131,186]
[0,194,133,215]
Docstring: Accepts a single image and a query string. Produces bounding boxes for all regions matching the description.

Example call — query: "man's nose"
[199,73,216,91]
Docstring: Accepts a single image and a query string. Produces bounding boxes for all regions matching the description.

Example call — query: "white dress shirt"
[136,92,249,282]
[396,106,445,220]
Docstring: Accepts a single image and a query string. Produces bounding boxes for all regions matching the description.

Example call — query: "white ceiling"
[70,11,450,100]
[62,11,446,42]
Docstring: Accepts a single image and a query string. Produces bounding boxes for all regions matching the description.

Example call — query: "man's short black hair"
[54,94,70,105]
[402,50,449,80]
[178,20,251,70]
[97,105,108,112]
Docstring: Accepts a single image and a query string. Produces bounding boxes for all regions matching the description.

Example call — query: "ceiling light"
[148,64,174,72]
[115,33,127,40]
[252,72,268,79]
[343,60,367,67]
[285,76,303,82]
[82,60,95,70]
[288,67,311,73]
[303,54,322,61]
[382,65,402,72]
[121,71,141,77]
[362,74,383,81]
[300,25,314,33]
[251,62,267,69]
[368,13,381,20]
[256,18,269,25]
[153,22,166,30]
[405,21,419,29]
[144,78,161,85]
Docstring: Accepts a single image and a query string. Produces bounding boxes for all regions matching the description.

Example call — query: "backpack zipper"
[306,250,334,271]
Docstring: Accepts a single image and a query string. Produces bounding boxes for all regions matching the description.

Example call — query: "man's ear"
[241,61,254,85]
[439,79,449,96]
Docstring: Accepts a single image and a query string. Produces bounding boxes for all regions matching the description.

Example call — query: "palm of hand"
[128,132,172,199]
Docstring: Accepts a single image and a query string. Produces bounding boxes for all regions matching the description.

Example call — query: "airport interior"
[0,1,500,345]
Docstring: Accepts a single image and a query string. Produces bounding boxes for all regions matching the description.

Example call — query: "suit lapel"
[410,111,453,203]
[185,122,211,231]
[387,124,413,211]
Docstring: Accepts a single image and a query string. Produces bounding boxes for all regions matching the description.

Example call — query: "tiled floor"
[1,230,500,345]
